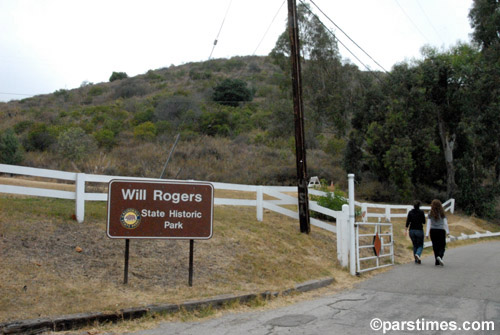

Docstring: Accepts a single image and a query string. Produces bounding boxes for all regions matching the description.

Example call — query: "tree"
[270,3,340,65]
[109,71,128,82]
[0,129,23,165]
[469,0,500,50]
[416,45,484,199]
[469,0,500,181]
[270,2,360,137]
[212,79,253,107]
[383,137,415,201]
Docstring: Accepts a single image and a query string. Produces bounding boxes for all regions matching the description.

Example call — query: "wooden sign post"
[107,180,214,285]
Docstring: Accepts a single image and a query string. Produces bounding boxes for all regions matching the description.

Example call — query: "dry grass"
[0,196,341,323]
[1,186,498,333]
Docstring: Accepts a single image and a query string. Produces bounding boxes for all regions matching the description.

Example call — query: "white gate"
[355,222,394,274]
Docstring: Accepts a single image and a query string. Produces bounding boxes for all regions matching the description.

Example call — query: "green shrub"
[156,121,172,135]
[222,58,245,71]
[145,70,163,81]
[113,80,149,99]
[310,189,360,222]
[109,71,128,82]
[315,190,347,211]
[189,68,212,80]
[0,129,24,165]
[94,129,116,150]
[14,120,33,134]
[91,114,107,125]
[199,108,232,137]
[24,123,56,151]
[88,85,106,97]
[56,127,97,160]
[325,137,346,156]
[103,119,126,136]
[53,89,70,101]
[132,108,155,125]
[134,122,157,141]
[154,96,199,125]
[212,79,253,107]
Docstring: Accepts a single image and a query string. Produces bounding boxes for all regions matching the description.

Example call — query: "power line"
[298,0,386,84]
[208,0,233,60]
[306,0,389,74]
[0,92,33,97]
[393,0,430,44]
[415,0,445,45]
[253,0,286,55]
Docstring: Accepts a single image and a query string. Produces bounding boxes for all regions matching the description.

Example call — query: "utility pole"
[288,0,310,234]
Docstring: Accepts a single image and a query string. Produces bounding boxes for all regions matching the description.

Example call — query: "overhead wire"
[177,0,235,178]
[0,92,33,97]
[415,0,445,45]
[393,0,430,44]
[306,0,389,74]
[298,0,387,84]
[208,0,233,60]
[253,0,286,55]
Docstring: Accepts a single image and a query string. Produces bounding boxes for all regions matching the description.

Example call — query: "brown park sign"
[107,180,214,239]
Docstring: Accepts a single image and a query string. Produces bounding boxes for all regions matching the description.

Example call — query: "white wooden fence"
[0,164,342,232]
[357,199,455,223]
[0,164,465,276]
[0,164,358,270]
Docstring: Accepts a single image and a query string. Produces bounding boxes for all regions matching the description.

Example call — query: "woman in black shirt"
[406,200,426,264]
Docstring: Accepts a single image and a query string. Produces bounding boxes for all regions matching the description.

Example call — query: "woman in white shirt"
[425,199,449,266]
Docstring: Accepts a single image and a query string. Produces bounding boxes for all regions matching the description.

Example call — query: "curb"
[0,277,334,334]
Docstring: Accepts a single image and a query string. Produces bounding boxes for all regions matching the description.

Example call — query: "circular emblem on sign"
[120,208,141,229]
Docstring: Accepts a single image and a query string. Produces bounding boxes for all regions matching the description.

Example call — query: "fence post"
[385,206,391,222]
[348,174,356,276]
[256,186,263,222]
[362,203,367,222]
[75,173,85,223]
[336,206,343,264]
[339,204,349,267]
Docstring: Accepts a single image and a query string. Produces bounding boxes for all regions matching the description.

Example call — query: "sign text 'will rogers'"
[107,180,214,239]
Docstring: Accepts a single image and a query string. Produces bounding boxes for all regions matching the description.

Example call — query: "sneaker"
[415,254,421,264]
[436,256,444,266]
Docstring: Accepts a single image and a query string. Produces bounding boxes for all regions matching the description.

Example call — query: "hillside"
[0,55,350,188]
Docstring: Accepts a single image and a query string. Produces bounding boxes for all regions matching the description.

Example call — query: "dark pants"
[430,229,446,262]
[409,230,424,257]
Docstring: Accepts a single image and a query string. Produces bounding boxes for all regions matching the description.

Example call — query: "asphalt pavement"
[128,241,500,335]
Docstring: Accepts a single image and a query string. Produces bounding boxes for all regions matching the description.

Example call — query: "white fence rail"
[424,230,500,249]
[0,164,341,232]
[357,199,455,223]
[0,164,465,276]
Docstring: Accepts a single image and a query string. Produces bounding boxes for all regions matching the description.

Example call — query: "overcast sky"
[0,0,474,102]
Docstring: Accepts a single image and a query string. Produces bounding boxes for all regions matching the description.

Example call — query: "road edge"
[0,277,335,334]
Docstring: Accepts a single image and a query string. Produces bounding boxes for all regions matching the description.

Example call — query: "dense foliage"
[345,0,500,217]
[212,78,254,107]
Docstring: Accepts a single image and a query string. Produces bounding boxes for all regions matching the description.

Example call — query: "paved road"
[129,241,500,334]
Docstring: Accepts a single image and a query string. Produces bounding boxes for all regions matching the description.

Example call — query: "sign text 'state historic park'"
[107,180,214,239]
